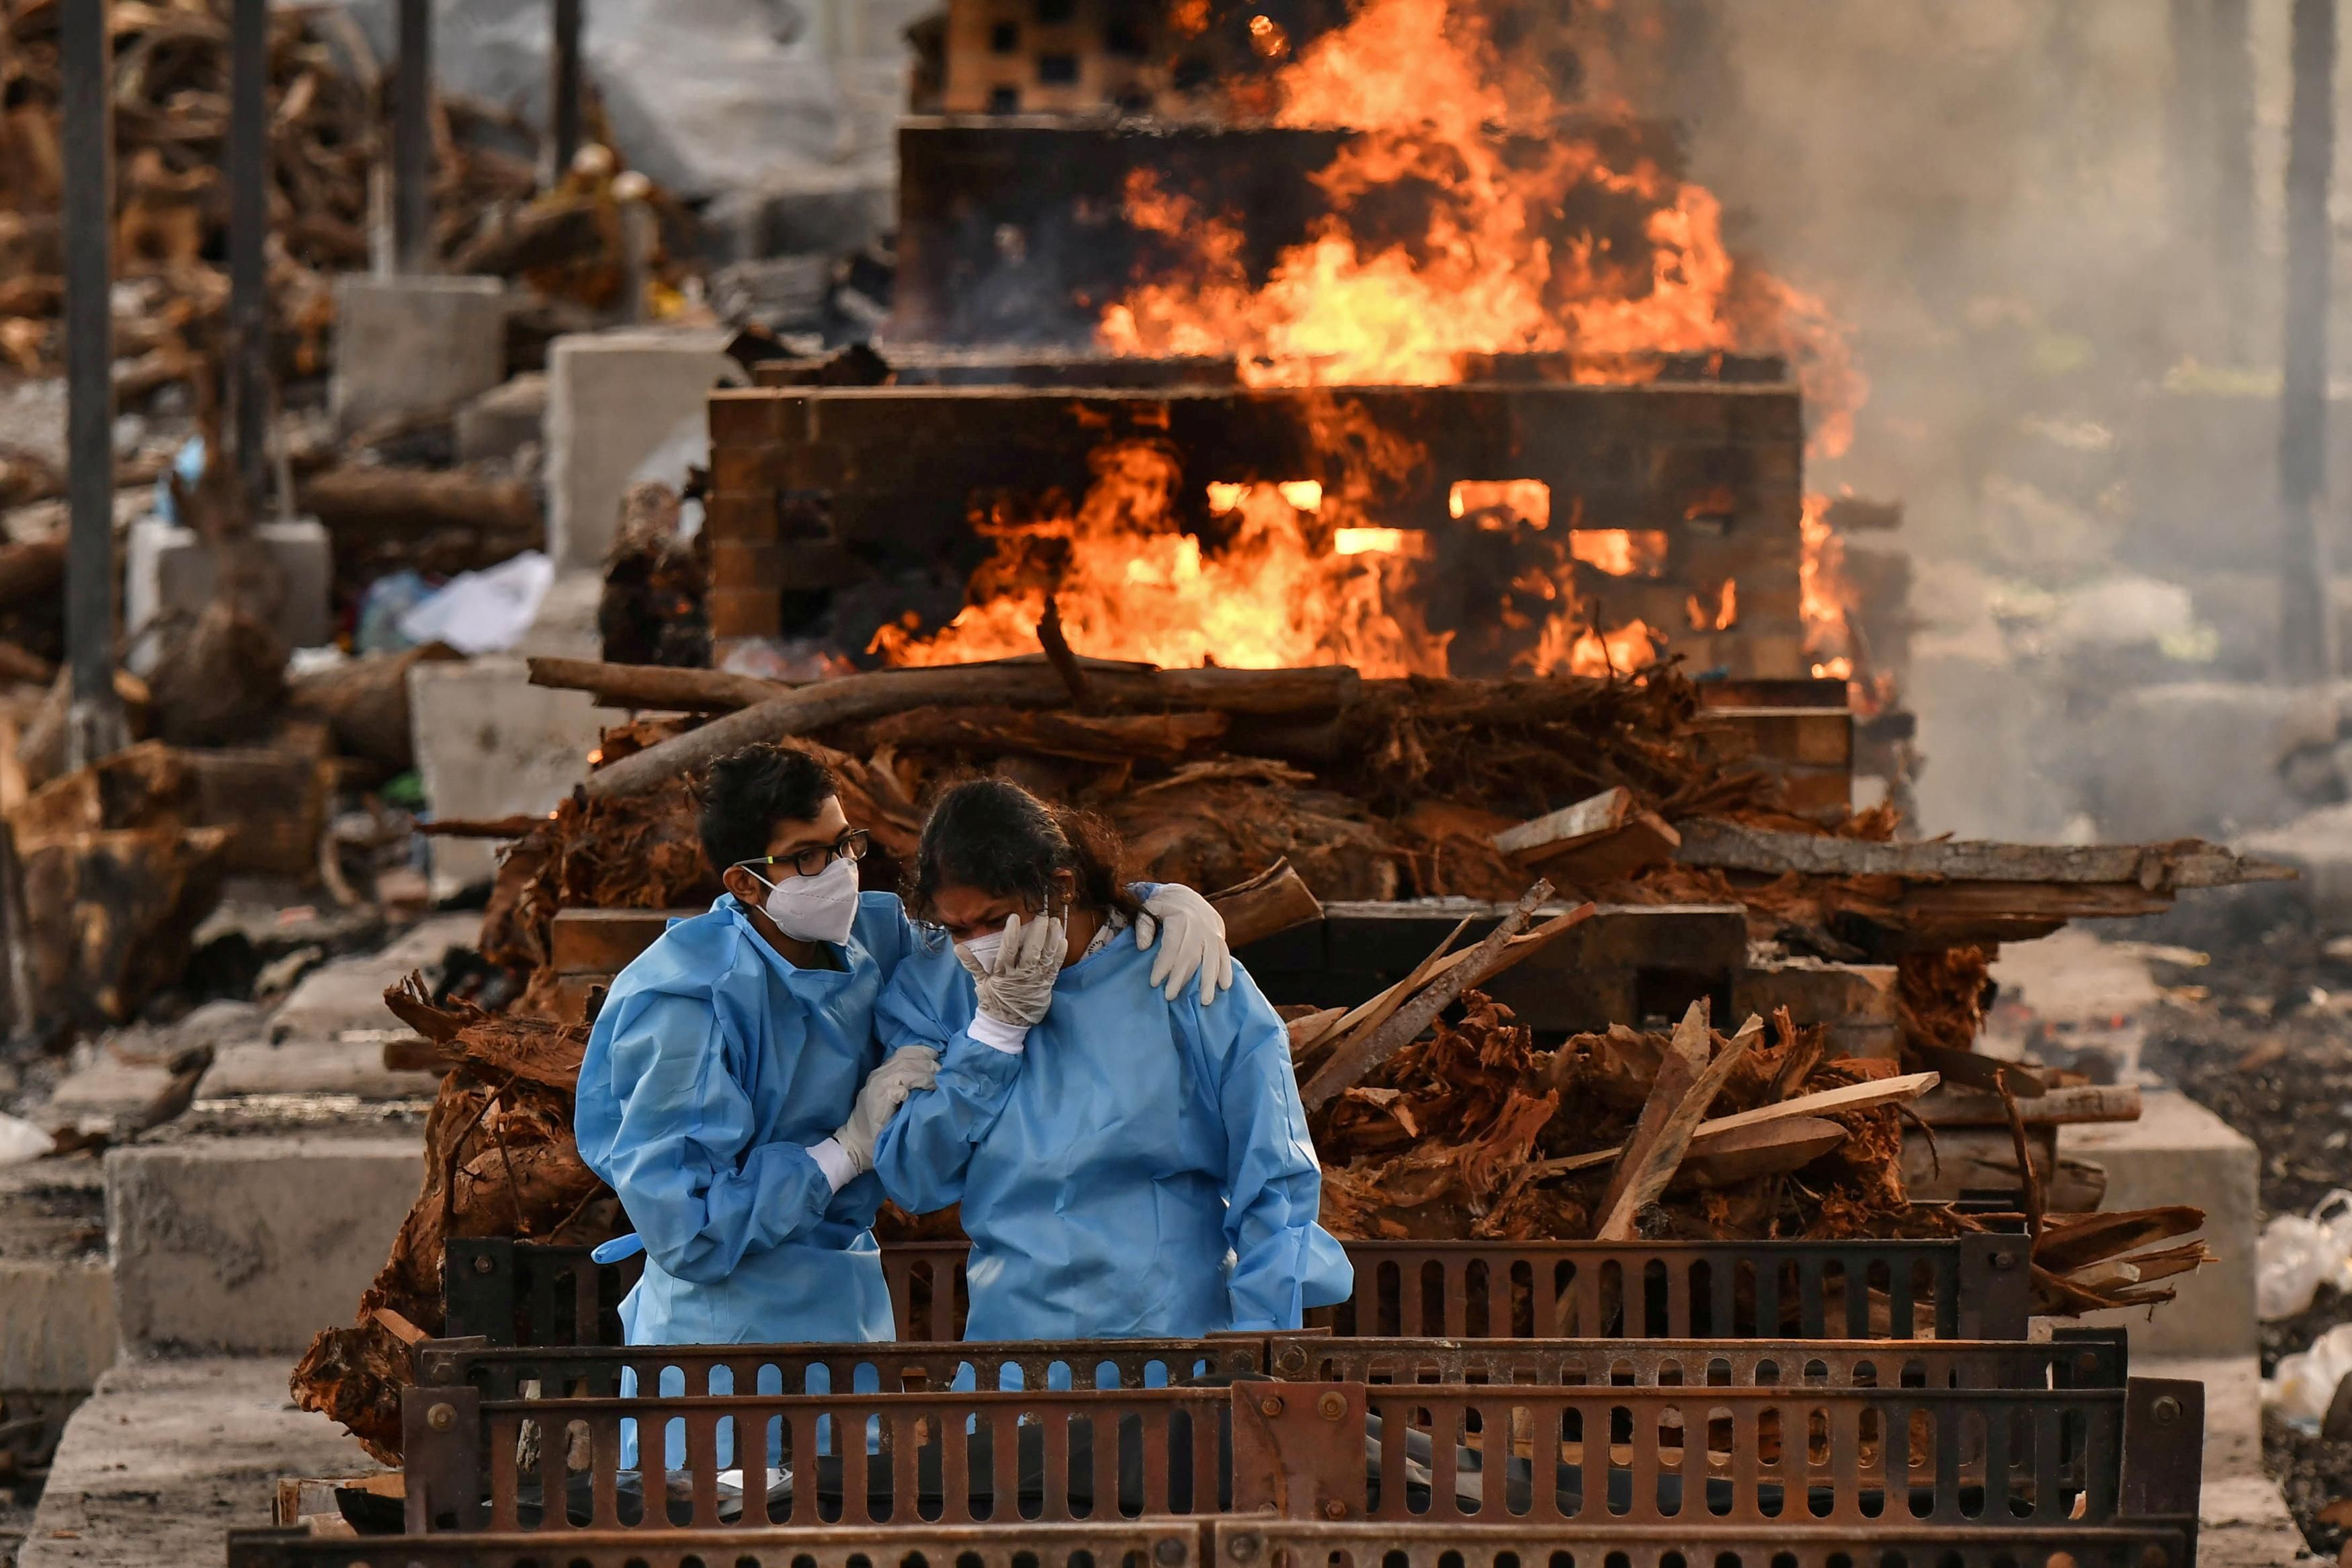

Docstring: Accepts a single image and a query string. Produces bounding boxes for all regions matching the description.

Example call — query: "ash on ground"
[2138,905,2352,1557]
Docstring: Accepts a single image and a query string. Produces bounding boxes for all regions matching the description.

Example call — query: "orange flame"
[1569,529,1668,578]
[868,440,1452,678]
[1800,494,1857,681]
[1097,0,1864,449]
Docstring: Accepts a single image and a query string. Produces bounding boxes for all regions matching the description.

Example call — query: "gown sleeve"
[1197,972,1356,1331]
[583,992,843,1284]
[870,960,1023,1215]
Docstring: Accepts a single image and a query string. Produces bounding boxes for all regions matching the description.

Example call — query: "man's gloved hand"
[830,1045,939,1174]
[956,912,1066,1029]
[1134,883,1235,1005]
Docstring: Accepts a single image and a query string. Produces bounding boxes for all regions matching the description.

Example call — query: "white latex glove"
[830,1045,939,1174]
[1134,883,1234,1005]
[956,912,1066,1029]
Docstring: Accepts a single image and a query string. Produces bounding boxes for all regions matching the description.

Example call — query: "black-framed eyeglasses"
[736,830,870,881]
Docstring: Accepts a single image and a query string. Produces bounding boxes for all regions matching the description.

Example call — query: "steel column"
[60,0,122,767]
[548,0,585,185]
[2281,0,2338,682]
[392,0,433,271]
[228,0,270,505]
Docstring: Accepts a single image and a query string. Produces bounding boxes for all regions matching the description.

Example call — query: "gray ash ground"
[2138,907,2352,1556]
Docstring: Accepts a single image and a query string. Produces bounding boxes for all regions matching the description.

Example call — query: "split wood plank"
[1678,1117,1849,1188]
[1593,1010,1763,1239]
[1590,1001,1711,1225]
[1675,819,2294,892]
[1207,857,1325,949]
[1494,785,1682,884]
[1531,1071,1942,1179]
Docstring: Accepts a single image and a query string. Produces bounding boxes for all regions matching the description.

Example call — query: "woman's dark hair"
[697,743,837,873]
[909,777,1142,924]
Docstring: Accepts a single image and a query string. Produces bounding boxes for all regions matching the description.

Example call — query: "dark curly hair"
[908,777,1142,926]
[696,743,837,874]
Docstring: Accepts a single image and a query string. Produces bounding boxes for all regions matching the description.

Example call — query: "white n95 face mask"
[959,926,1007,970]
[751,853,859,945]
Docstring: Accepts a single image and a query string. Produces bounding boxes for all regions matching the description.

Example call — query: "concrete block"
[330,273,509,433]
[2082,681,2308,842]
[2060,1090,2258,1358]
[19,1356,386,1568]
[546,329,734,570]
[0,1261,116,1392]
[123,517,332,662]
[106,1136,417,1356]
[267,912,484,1044]
[409,658,602,897]
[456,371,548,464]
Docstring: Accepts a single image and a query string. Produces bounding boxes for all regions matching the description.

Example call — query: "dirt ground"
[2136,904,2352,1557]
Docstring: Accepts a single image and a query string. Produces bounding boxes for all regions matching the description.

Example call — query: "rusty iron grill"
[410,1330,2127,1409]
[1207,1517,2197,1568]
[226,1520,1200,1568]
[225,1516,2197,1568]
[445,1235,2029,1348]
[398,1375,2197,1538]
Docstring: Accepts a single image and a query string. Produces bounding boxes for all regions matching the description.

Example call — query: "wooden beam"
[1533,1072,1941,1180]
[1675,819,2294,891]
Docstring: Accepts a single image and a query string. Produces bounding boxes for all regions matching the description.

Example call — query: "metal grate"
[228,1520,1200,1567]
[398,1376,2199,1537]
[446,1235,2029,1347]
[1206,1516,2197,1568]
[411,1330,2128,1409]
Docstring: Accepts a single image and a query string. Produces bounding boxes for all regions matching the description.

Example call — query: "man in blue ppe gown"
[573,743,1238,1352]
[874,778,1352,1343]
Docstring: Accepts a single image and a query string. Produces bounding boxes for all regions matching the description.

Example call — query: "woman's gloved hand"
[957,911,1066,1029]
[1134,883,1235,1005]
[830,1045,940,1174]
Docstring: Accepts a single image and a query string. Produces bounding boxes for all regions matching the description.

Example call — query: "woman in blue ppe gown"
[874,778,1353,1343]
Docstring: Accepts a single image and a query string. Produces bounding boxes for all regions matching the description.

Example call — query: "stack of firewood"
[0,0,693,408]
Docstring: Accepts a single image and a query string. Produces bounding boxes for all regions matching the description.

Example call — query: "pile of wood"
[290,975,615,1465]
[478,654,2287,1033]
[0,0,691,410]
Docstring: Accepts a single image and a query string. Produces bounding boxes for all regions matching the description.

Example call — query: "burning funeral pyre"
[292,0,2275,1460]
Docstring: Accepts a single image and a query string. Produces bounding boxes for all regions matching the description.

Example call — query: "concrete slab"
[265,912,481,1044]
[106,1137,417,1357]
[409,658,601,898]
[545,329,734,570]
[122,517,333,664]
[330,273,509,433]
[2064,1091,2259,1357]
[455,371,548,464]
[202,1039,437,1101]
[17,1356,385,1568]
[0,1262,114,1394]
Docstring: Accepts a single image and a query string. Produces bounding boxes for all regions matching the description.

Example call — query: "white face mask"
[746,853,859,945]
[955,901,1059,971]
[959,925,1008,971]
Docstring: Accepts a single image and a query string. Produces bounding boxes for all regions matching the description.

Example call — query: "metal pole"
[2281,0,2339,683]
[392,0,433,272]
[548,0,584,186]
[2209,0,2257,358]
[60,0,122,767]
[228,0,269,507]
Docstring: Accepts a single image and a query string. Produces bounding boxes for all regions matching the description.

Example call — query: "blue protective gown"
[573,891,920,1350]
[871,928,1352,1340]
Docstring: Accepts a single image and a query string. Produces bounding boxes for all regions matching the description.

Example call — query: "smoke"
[1630,1,2324,843]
